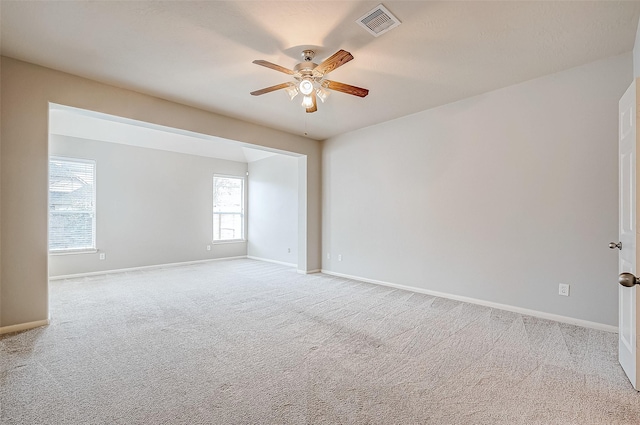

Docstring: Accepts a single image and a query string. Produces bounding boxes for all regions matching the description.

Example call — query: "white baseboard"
[298,269,321,275]
[245,256,321,274]
[0,319,50,335]
[247,256,297,268]
[321,270,618,334]
[49,256,248,280]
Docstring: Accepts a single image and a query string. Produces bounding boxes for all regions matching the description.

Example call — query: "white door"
[618,80,640,390]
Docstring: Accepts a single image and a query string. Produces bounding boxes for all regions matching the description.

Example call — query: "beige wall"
[634,16,640,77]
[322,53,632,327]
[0,54,3,327]
[0,57,321,327]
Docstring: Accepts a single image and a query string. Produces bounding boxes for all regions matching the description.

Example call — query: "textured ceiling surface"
[2,1,640,140]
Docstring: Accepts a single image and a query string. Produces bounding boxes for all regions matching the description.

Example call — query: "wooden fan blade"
[324,80,369,98]
[306,91,317,113]
[250,82,293,96]
[313,50,353,76]
[252,60,294,75]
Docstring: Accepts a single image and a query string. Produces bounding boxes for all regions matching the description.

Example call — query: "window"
[49,157,96,252]
[213,175,244,241]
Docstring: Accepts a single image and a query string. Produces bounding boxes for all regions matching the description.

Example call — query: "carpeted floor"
[1,258,639,424]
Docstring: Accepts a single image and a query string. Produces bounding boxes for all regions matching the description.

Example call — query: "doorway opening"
[47,103,306,281]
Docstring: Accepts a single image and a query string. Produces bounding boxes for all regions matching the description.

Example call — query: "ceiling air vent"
[356,4,401,37]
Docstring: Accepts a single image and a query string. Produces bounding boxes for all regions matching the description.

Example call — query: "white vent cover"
[356,4,401,37]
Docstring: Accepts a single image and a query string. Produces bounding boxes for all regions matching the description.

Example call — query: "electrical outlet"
[287,248,291,253]
[206,245,211,251]
[99,253,106,260]
[558,283,570,297]
[327,253,331,260]
[338,254,342,262]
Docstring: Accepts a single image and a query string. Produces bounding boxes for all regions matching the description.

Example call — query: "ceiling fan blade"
[306,91,317,113]
[323,80,369,98]
[250,82,293,96]
[313,50,354,77]
[252,60,294,75]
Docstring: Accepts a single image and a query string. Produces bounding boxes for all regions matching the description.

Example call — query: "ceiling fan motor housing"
[293,61,318,81]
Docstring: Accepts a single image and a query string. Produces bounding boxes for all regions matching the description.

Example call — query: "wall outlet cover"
[559,283,570,296]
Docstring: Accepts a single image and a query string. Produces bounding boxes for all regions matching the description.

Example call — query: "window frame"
[212,174,246,243]
[48,156,97,254]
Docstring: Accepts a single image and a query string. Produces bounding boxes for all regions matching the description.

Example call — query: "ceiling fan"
[250,49,369,113]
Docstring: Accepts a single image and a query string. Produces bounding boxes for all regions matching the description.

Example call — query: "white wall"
[322,53,632,327]
[0,57,321,328]
[49,135,247,277]
[247,155,298,266]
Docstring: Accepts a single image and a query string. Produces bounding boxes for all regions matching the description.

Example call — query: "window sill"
[49,249,98,256]
[212,240,247,245]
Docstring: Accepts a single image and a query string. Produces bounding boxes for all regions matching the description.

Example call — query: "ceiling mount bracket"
[301,50,315,62]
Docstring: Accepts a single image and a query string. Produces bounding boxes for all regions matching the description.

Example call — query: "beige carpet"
[1,258,639,424]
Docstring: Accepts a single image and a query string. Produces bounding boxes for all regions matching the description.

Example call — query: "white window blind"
[213,175,244,241]
[49,157,96,252]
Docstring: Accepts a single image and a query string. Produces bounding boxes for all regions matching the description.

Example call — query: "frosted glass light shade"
[299,79,313,95]
[301,95,314,108]
[316,87,330,103]
[285,85,299,100]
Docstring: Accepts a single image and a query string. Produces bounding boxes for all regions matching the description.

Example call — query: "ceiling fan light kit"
[250,49,369,113]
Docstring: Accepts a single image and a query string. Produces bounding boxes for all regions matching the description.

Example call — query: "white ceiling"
[3,1,640,140]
